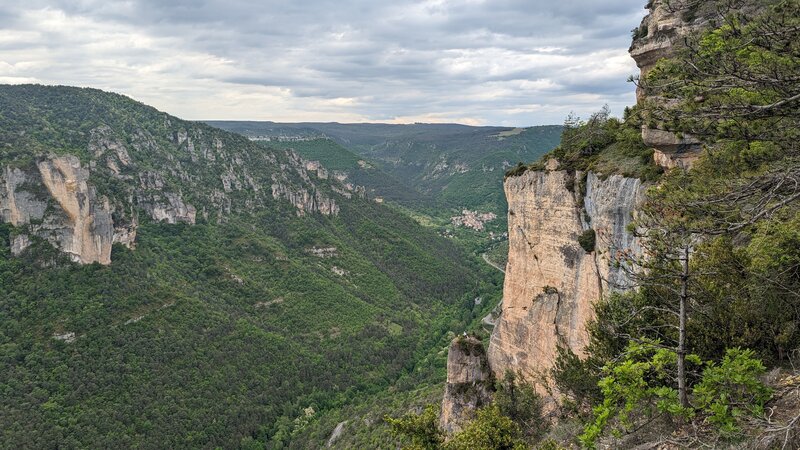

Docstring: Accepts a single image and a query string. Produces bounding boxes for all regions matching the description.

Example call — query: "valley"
[209,121,561,225]
[0,85,504,448]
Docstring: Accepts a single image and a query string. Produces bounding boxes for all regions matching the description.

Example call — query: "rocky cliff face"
[0,87,360,265]
[440,336,493,435]
[36,156,116,265]
[487,169,644,389]
[629,0,708,169]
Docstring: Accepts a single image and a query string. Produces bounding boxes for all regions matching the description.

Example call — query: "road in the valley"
[481,253,505,274]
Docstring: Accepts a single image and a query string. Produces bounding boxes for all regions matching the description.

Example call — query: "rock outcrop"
[36,156,116,265]
[1,166,47,226]
[1,157,121,264]
[271,182,339,217]
[629,0,707,169]
[139,192,197,224]
[10,233,31,256]
[326,421,347,448]
[487,170,644,391]
[440,335,494,435]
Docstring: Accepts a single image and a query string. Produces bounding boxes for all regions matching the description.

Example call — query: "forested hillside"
[208,121,562,217]
[0,85,503,448]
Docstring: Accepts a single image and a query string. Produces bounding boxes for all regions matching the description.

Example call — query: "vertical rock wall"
[0,153,187,265]
[440,336,493,435]
[37,156,115,265]
[487,170,644,389]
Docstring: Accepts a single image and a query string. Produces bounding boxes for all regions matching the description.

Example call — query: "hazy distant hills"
[208,121,562,216]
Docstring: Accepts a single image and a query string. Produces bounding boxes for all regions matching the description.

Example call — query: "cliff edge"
[487,169,643,391]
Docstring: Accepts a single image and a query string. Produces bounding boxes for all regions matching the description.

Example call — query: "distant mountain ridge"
[209,121,562,216]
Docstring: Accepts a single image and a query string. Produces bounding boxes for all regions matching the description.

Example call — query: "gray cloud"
[0,0,647,125]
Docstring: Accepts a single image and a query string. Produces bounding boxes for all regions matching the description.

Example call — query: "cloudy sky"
[0,0,647,126]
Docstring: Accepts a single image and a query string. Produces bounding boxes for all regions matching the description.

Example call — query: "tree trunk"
[677,245,689,408]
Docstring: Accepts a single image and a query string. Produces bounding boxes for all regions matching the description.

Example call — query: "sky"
[0,0,647,126]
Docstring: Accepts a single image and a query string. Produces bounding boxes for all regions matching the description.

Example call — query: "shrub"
[445,405,526,450]
[494,371,548,442]
[551,345,601,412]
[578,229,596,253]
[580,342,772,448]
[579,340,698,448]
[692,348,772,436]
[385,404,443,449]
[504,162,529,179]
[631,24,648,39]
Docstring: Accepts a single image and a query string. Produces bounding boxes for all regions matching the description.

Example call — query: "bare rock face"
[1,166,47,226]
[139,192,197,224]
[10,233,31,255]
[1,154,143,265]
[113,218,138,249]
[440,336,494,435]
[629,0,707,168]
[271,183,339,216]
[326,421,347,448]
[36,156,116,265]
[487,170,644,392]
[641,128,701,169]
[584,172,644,291]
[266,150,344,216]
[90,125,133,171]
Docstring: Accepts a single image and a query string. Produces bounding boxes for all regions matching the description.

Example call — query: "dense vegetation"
[267,138,431,207]
[551,1,800,447]
[504,105,662,182]
[0,86,504,448]
[387,370,545,450]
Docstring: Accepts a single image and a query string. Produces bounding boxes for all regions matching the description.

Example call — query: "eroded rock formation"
[37,156,116,265]
[440,335,494,435]
[487,169,644,390]
[629,0,707,169]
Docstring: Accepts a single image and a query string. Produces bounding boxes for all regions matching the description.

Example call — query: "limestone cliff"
[487,169,644,388]
[36,156,116,265]
[1,143,347,264]
[629,0,709,169]
[440,335,493,435]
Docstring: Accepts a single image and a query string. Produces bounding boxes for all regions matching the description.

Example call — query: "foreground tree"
[641,0,800,229]
[578,1,798,445]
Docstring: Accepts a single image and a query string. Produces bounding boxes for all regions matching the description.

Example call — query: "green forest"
[209,121,563,219]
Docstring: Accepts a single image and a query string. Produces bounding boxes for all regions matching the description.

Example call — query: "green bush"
[693,348,772,436]
[445,406,526,450]
[551,345,601,412]
[385,404,443,449]
[578,229,596,253]
[504,162,529,179]
[494,371,548,442]
[580,341,771,448]
[631,24,648,39]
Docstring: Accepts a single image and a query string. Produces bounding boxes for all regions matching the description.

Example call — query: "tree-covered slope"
[266,137,431,206]
[0,85,503,448]
[208,121,562,216]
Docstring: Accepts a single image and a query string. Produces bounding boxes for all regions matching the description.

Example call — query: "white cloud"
[0,0,647,125]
